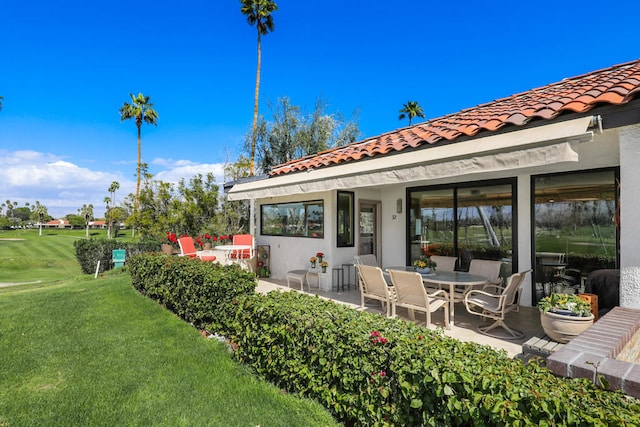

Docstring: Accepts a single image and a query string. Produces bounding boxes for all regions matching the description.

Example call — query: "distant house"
[225,59,640,309]
[89,220,107,229]
[44,219,72,229]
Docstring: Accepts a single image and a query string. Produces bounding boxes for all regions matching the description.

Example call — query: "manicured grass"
[0,228,113,284]
[0,270,338,426]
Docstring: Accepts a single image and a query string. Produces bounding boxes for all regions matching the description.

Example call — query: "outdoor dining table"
[386,267,489,327]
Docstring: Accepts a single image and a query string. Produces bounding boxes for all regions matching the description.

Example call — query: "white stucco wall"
[619,124,640,308]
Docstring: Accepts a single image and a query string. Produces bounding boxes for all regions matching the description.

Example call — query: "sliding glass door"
[408,179,516,275]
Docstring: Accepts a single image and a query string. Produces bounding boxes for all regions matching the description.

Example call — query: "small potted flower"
[320,260,328,273]
[537,293,594,343]
[197,233,214,250]
[310,256,318,268]
[162,232,178,255]
[316,252,324,263]
[412,256,437,274]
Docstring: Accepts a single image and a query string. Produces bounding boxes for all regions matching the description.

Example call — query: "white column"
[517,174,533,306]
[619,124,640,308]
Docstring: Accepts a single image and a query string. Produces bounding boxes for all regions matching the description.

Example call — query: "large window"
[337,191,354,247]
[532,169,618,302]
[261,200,324,238]
[408,179,516,274]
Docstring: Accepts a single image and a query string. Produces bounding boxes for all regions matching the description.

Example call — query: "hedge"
[127,253,256,330]
[216,291,640,426]
[127,255,639,425]
[74,238,160,274]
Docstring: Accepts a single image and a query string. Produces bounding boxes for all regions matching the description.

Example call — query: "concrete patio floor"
[256,278,544,358]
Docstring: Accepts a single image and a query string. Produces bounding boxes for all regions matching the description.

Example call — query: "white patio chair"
[464,270,531,340]
[356,264,395,317]
[452,259,502,303]
[430,255,457,272]
[388,269,449,329]
[354,254,379,267]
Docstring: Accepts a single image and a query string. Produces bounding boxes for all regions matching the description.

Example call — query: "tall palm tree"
[119,93,159,211]
[0,96,4,110]
[398,101,425,126]
[240,0,278,175]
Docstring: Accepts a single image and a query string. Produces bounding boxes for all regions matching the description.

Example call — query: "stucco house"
[225,59,640,309]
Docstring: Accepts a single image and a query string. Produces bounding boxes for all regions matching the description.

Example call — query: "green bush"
[216,291,639,426]
[127,253,256,330]
[74,238,160,274]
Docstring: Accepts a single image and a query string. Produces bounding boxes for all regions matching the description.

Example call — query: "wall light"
[396,198,403,214]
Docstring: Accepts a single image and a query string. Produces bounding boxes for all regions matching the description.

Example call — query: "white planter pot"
[540,311,594,343]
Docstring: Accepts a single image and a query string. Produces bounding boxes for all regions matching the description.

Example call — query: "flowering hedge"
[215,291,640,426]
[127,253,256,330]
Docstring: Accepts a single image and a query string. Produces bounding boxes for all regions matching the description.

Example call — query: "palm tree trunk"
[135,123,142,210]
[250,30,262,176]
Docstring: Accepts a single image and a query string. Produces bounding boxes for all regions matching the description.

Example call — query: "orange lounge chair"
[178,236,217,262]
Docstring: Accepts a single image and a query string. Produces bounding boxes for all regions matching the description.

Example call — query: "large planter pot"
[161,244,174,255]
[540,311,594,343]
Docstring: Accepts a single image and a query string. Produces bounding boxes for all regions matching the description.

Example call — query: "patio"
[256,277,544,358]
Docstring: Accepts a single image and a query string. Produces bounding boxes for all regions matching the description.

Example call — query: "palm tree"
[398,101,425,126]
[108,181,120,237]
[0,96,3,110]
[240,0,278,175]
[119,93,159,211]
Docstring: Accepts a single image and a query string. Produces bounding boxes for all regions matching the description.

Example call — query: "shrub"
[127,253,256,330]
[74,238,159,274]
[215,291,640,426]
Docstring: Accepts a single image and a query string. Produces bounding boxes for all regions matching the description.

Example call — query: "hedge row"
[215,291,639,426]
[74,238,160,274]
[126,255,639,425]
[127,253,256,330]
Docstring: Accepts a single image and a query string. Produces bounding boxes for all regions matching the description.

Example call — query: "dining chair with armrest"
[357,264,395,317]
[452,259,502,303]
[388,269,449,329]
[463,270,531,339]
[430,255,457,272]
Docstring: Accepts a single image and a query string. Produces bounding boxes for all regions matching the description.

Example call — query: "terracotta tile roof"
[270,59,640,176]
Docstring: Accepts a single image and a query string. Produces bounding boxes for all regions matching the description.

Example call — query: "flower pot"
[415,267,432,274]
[311,261,316,268]
[322,266,327,273]
[540,311,594,343]
[203,243,212,250]
[161,244,174,255]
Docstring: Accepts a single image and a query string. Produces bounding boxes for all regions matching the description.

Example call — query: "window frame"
[260,199,325,238]
[336,191,355,247]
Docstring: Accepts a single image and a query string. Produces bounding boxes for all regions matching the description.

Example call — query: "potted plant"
[316,252,324,263]
[320,260,328,273]
[310,256,318,268]
[162,232,178,255]
[537,293,594,343]
[197,233,215,250]
[412,256,437,274]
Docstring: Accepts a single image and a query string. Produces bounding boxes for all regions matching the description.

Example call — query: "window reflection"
[260,200,324,238]
[533,170,617,302]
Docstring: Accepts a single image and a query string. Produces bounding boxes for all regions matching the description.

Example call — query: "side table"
[308,267,331,291]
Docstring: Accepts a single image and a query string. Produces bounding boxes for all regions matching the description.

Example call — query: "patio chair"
[451,259,502,303]
[354,254,379,267]
[430,255,457,272]
[463,270,531,340]
[388,269,449,329]
[229,234,254,271]
[424,255,458,290]
[178,236,217,262]
[357,264,395,317]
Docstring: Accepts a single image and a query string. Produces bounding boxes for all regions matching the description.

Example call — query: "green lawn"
[0,271,337,426]
[0,229,337,426]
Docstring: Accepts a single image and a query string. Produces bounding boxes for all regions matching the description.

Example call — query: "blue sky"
[1,0,639,218]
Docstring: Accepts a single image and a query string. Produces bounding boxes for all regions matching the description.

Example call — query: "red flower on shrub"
[370,331,388,345]
[166,232,178,246]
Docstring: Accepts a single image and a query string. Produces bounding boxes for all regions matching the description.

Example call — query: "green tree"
[252,96,360,173]
[240,0,278,176]
[30,201,49,236]
[119,93,159,211]
[398,100,425,126]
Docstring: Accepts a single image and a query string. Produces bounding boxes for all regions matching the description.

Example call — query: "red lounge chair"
[178,236,217,262]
